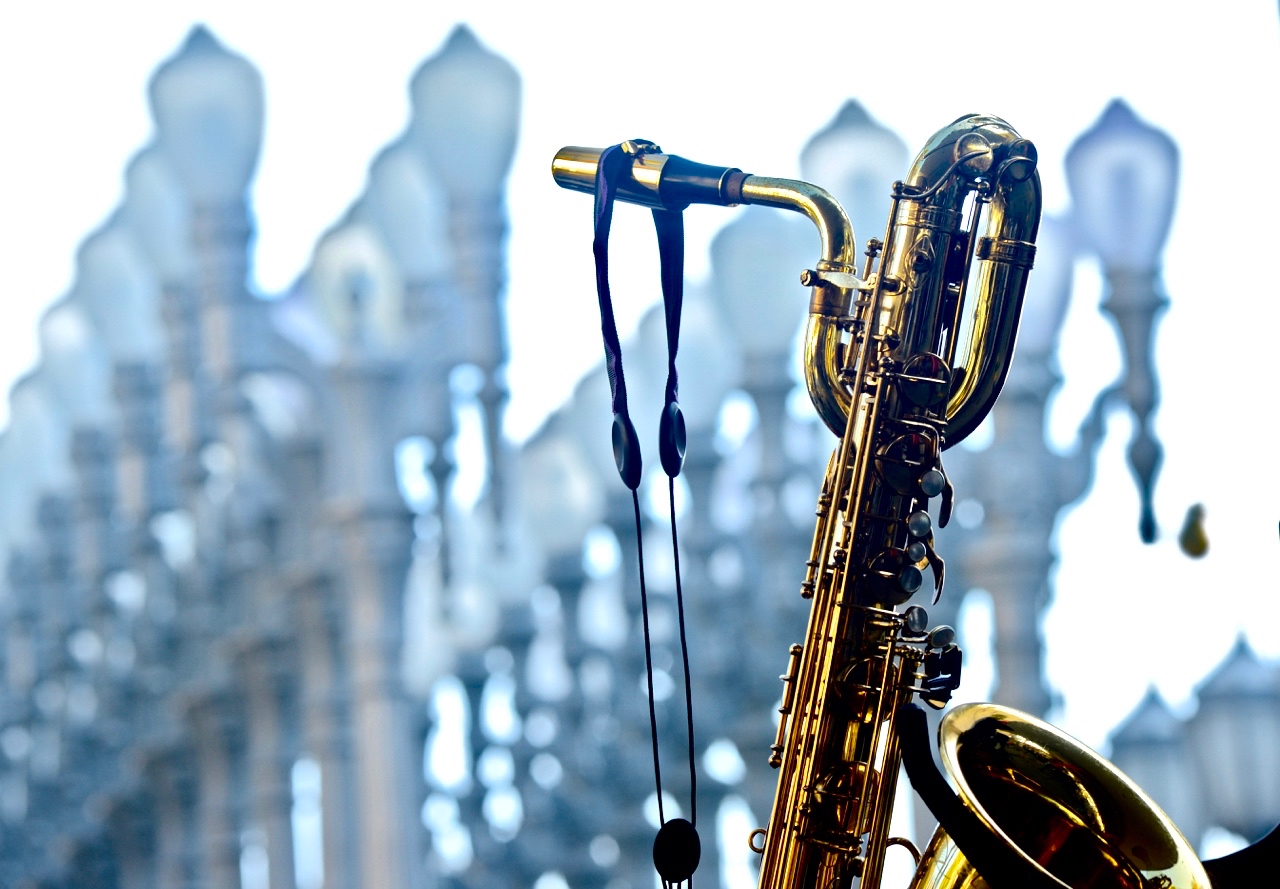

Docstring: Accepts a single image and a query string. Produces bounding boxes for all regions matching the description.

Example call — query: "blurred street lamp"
[149,27,263,208]
[639,285,740,542]
[1065,100,1178,543]
[150,26,266,387]
[121,147,211,464]
[411,26,521,528]
[1187,637,1280,842]
[122,148,194,289]
[799,100,908,254]
[946,216,1089,718]
[1109,688,1205,850]
[710,207,810,499]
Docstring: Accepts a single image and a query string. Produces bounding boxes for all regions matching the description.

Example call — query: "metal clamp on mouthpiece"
[552,144,747,211]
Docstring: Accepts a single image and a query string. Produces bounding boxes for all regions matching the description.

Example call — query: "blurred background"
[0,2,1278,888]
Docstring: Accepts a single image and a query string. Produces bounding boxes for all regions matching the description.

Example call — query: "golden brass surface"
[907,704,1211,889]
[754,115,1045,889]
[552,145,670,209]
[551,118,1211,889]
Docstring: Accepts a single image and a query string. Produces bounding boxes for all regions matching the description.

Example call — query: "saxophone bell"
[900,703,1210,889]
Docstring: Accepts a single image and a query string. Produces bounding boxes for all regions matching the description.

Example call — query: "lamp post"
[74,223,170,533]
[1065,100,1178,543]
[799,100,907,254]
[410,26,521,530]
[305,221,427,889]
[360,142,459,584]
[709,205,811,535]
[1109,688,1205,849]
[707,203,814,844]
[150,24,264,367]
[152,32,309,889]
[938,214,1093,717]
[1187,637,1280,843]
[123,147,211,480]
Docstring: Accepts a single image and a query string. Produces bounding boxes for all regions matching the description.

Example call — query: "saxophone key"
[770,644,804,768]
[928,625,955,648]
[920,637,963,709]
[897,352,951,407]
[906,509,932,538]
[875,432,935,494]
[938,471,954,527]
[902,605,929,637]
[866,547,924,605]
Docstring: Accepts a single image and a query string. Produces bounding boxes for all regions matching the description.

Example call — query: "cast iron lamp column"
[411,26,521,532]
[1065,100,1178,544]
[1187,638,1280,843]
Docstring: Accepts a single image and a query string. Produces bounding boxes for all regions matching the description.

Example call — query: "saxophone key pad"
[897,353,951,407]
[927,625,955,649]
[875,433,934,495]
[906,510,932,538]
[903,605,929,636]
[866,548,923,605]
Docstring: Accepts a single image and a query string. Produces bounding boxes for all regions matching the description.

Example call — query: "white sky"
[2,1,1280,751]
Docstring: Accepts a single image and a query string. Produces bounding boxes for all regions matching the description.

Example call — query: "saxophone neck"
[738,176,858,279]
[551,143,861,433]
[551,144,856,279]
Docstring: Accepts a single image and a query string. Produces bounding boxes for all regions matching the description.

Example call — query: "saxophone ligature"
[551,116,1216,889]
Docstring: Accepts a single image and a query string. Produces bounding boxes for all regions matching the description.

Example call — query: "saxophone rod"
[552,145,859,278]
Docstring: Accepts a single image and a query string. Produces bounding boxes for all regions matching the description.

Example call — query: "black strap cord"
[592,143,700,887]
[592,145,643,490]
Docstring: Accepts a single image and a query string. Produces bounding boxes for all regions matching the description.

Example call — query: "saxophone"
[551,116,1214,889]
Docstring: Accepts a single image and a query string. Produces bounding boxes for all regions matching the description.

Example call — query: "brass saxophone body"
[758,114,1040,889]
[551,117,1213,889]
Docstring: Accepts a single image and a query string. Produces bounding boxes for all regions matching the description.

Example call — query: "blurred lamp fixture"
[1187,637,1280,842]
[122,148,194,286]
[75,225,168,367]
[1109,687,1205,850]
[1065,99,1178,543]
[409,27,521,528]
[305,223,406,360]
[518,418,605,560]
[710,205,814,522]
[7,373,75,501]
[710,207,812,383]
[149,26,264,206]
[1015,214,1076,362]
[410,26,521,199]
[653,285,741,437]
[39,303,113,429]
[799,100,908,256]
[568,368,622,489]
[359,142,451,287]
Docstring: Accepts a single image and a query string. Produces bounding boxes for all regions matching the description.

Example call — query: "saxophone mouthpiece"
[552,143,747,210]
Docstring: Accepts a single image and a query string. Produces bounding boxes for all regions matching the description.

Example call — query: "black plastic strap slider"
[613,412,643,490]
[659,401,686,478]
[653,818,700,883]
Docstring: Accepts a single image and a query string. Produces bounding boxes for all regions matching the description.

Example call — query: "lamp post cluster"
[0,25,519,889]
[1109,638,1280,851]
[1065,100,1179,545]
[0,24,1236,889]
